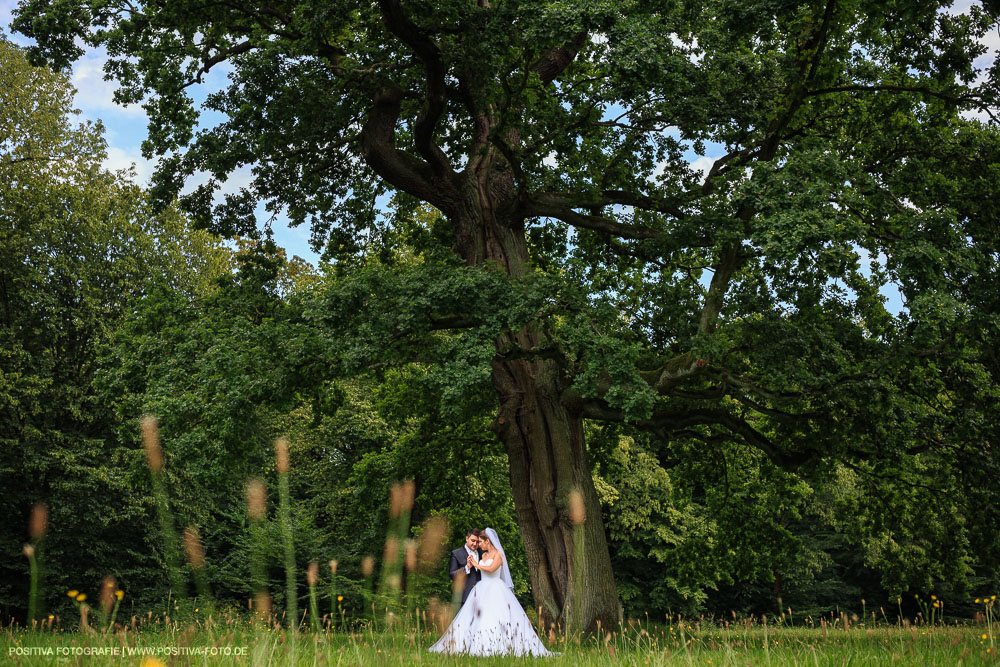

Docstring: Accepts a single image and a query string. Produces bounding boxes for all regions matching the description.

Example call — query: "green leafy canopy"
[12,0,1000,599]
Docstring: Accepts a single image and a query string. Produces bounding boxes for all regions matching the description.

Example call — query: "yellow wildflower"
[337,595,343,602]
[115,590,124,600]
[76,594,86,602]
[67,590,78,598]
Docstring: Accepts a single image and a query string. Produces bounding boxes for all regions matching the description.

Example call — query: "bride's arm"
[477,554,503,573]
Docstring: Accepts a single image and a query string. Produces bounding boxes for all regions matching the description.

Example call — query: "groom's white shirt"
[464,545,479,574]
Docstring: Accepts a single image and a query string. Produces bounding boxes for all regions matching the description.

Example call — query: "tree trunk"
[357,72,622,631]
[490,350,621,632]
[448,182,621,632]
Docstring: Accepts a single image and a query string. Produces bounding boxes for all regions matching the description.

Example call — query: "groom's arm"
[448,550,464,580]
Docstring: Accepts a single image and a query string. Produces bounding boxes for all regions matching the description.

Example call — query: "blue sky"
[4,1,995,315]
[1,1,323,260]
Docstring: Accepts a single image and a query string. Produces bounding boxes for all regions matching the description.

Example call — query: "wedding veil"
[484,527,514,588]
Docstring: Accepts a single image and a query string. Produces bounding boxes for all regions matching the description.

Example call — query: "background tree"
[0,37,233,617]
[14,0,1000,630]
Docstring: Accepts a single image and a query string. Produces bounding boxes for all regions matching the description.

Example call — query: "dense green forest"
[2,36,998,625]
[4,0,1000,633]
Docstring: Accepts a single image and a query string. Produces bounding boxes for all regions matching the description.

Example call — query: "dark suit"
[449,546,483,604]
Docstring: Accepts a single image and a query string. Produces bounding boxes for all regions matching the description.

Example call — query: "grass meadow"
[2,614,998,665]
[9,420,999,665]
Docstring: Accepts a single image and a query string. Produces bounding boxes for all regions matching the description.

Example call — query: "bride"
[428,528,553,656]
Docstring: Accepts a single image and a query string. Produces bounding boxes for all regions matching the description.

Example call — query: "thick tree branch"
[359,84,453,210]
[428,315,480,330]
[698,245,741,334]
[730,392,824,421]
[715,411,811,469]
[677,3,840,335]
[757,0,838,160]
[636,352,706,394]
[532,32,588,86]
[522,192,665,239]
[598,189,689,219]
[803,83,981,105]
[700,143,762,193]
[197,39,252,80]
[576,399,811,470]
[377,0,454,177]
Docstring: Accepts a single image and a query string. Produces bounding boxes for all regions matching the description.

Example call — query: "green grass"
[3,617,997,665]
[11,446,996,666]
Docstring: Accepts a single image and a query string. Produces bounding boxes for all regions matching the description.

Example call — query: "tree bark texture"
[447,170,622,632]
[490,348,622,632]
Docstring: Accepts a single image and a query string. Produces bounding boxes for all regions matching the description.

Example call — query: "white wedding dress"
[428,553,552,656]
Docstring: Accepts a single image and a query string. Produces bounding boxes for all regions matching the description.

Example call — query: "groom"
[448,529,483,604]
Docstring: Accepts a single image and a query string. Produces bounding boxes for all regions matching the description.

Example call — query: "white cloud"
[650,154,720,184]
[71,50,147,118]
[668,32,703,64]
[216,167,254,197]
[974,24,1000,69]
[99,161,256,199]
[942,1,998,70]
[181,166,255,201]
[104,146,154,185]
[689,156,718,182]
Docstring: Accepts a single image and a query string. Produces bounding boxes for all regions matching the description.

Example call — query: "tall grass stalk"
[141,415,186,600]
[307,562,320,633]
[245,478,269,616]
[183,525,213,613]
[978,596,996,648]
[449,568,465,621]
[274,436,297,667]
[381,480,414,623]
[98,576,116,631]
[24,545,39,626]
[568,488,586,638]
[108,590,124,630]
[414,515,449,634]
[404,539,417,621]
[328,560,339,630]
[26,502,47,625]
[275,437,297,634]
[362,555,376,627]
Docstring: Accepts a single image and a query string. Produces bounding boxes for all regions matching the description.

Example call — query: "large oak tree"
[15,0,1000,629]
